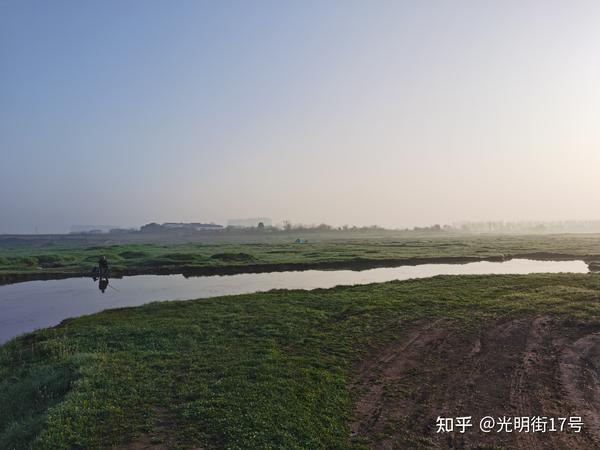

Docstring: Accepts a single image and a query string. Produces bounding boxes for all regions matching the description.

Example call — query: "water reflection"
[98,278,109,293]
[0,258,589,344]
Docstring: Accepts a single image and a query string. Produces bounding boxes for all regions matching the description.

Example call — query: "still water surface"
[0,259,588,344]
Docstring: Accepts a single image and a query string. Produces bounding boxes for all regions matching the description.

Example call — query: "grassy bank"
[2,232,600,283]
[1,273,599,448]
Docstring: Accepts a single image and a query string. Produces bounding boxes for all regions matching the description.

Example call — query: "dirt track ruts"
[350,316,600,449]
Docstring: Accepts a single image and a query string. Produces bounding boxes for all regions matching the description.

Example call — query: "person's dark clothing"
[98,256,109,277]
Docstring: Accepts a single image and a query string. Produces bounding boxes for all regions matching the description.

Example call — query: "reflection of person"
[99,278,109,293]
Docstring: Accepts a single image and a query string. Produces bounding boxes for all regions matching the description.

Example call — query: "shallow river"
[0,258,589,344]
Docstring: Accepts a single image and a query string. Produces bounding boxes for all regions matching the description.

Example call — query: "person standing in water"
[98,255,109,277]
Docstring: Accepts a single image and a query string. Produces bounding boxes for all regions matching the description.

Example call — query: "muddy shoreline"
[0,253,597,286]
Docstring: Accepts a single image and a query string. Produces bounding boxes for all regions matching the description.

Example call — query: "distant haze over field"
[2,1,600,233]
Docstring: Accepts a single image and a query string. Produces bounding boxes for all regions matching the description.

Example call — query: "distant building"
[70,225,118,234]
[163,222,223,231]
[227,217,272,228]
[140,222,223,232]
[109,228,137,234]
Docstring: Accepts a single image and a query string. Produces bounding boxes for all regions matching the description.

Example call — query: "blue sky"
[2,1,600,233]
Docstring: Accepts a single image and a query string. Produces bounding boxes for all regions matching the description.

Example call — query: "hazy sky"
[2,1,600,233]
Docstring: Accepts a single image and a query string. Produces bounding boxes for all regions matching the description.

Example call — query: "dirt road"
[350,316,600,449]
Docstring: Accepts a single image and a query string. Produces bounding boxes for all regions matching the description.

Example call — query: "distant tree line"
[452,220,600,233]
[134,221,387,234]
[73,220,600,237]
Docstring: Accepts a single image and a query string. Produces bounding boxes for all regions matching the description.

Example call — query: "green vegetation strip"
[2,233,600,281]
[1,274,600,448]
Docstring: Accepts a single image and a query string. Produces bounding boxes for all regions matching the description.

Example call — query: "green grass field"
[2,232,600,282]
[2,273,599,449]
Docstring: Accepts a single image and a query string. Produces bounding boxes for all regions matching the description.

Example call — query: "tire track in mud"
[559,331,600,444]
[350,316,600,449]
[509,316,552,450]
[350,319,450,438]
